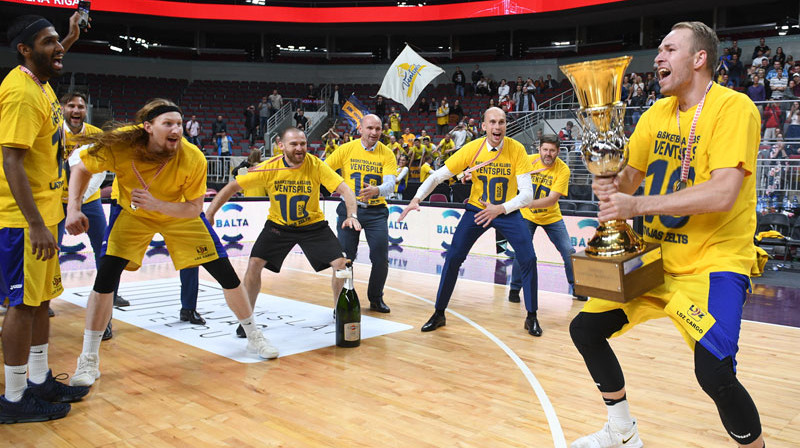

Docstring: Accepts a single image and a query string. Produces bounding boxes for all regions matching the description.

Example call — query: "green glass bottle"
[335,263,361,347]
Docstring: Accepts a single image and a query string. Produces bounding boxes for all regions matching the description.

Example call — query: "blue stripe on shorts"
[200,212,228,259]
[0,228,25,306]
[701,271,750,366]
[101,202,124,259]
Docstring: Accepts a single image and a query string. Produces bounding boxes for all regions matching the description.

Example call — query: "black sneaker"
[48,308,55,317]
[574,295,588,301]
[236,324,246,338]
[102,321,113,341]
[508,289,521,303]
[113,294,130,307]
[27,370,90,403]
[0,390,71,424]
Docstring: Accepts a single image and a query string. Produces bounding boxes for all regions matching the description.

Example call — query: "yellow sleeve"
[79,145,113,174]
[382,148,398,177]
[553,163,570,196]
[236,161,269,191]
[708,95,760,175]
[318,158,346,192]
[510,139,530,175]
[325,142,345,170]
[0,91,44,150]
[182,150,208,200]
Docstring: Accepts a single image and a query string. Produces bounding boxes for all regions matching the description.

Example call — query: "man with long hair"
[65,98,279,388]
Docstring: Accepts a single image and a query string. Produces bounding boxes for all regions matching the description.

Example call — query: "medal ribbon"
[240,154,305,174]
[675,81,713,189]
[456,137,504,181]
[131,160,168,191]
[130,160,168,210]
[20,66,64,176]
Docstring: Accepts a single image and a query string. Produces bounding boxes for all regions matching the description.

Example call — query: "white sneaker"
[70,353,101,386]
[247,331,279,359]
[571,419,643,448]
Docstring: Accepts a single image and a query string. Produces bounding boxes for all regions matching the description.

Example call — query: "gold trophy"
[560,56,663,302]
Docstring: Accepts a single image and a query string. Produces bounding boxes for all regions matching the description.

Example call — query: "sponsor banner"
[58,199,611,272]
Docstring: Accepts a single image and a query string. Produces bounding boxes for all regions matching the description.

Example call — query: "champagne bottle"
[335,263,361,347]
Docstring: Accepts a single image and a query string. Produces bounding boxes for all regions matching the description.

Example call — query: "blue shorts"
[582,271,750,364]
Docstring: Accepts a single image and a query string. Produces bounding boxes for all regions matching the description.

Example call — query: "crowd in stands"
[33,35,798,203]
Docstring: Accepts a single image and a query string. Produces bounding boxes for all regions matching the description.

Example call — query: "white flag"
[377,45,445,111]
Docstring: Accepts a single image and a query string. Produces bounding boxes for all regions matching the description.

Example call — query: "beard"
[32,50,61,79]
[135,139,181,164]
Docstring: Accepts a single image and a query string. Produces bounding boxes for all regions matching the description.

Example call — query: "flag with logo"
[339,95,371,133]
[378,45,445,111]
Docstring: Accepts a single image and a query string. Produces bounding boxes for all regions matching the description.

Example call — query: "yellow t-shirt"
[237,154,343,227]
[80,125,207,223]
[325,139,397,207]
[390,113,401,132]
[62,122,103,204]
[410,144,424,158]
[0,66,64,227]
[419,162,433,183]
[445,136,529,209]
[437,106,449,125]
[521,155,570,225]
[438,138,455,159]
[402,133,416,147]
[628,83,760,276]
[324,141,338,158]
[388,141,403,157]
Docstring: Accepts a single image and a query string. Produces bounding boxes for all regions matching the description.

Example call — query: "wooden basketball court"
[2,254,798,447]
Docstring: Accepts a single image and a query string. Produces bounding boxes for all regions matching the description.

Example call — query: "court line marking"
[285,266,568,448]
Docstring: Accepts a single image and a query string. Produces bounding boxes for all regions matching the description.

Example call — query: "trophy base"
[572,243,664,303]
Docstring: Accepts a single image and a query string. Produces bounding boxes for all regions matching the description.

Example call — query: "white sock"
[82,329,104,356]
[4,364,28,402]
[607,398,634,432]
[28,344,49,385]
[239,315,258,337]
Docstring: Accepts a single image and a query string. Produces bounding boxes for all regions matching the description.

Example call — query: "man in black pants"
[570,22,764,448]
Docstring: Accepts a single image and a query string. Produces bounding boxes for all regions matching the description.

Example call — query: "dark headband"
[10,18,53,50]
[144,105,182,122]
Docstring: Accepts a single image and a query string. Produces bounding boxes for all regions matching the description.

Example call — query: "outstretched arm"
[205,179,244,224]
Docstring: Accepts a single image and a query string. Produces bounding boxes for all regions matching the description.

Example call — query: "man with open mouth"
[570,21,765,448]
[0,14,89,424]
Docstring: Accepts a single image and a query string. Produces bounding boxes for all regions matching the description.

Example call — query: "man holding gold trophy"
[563,22,764,448]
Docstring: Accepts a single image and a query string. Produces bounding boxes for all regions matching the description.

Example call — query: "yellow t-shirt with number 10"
[325,139,397,207]
[0,66,64,227]
[627,83,760,276]
[237,154,343,227]
[445,136,529,210]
